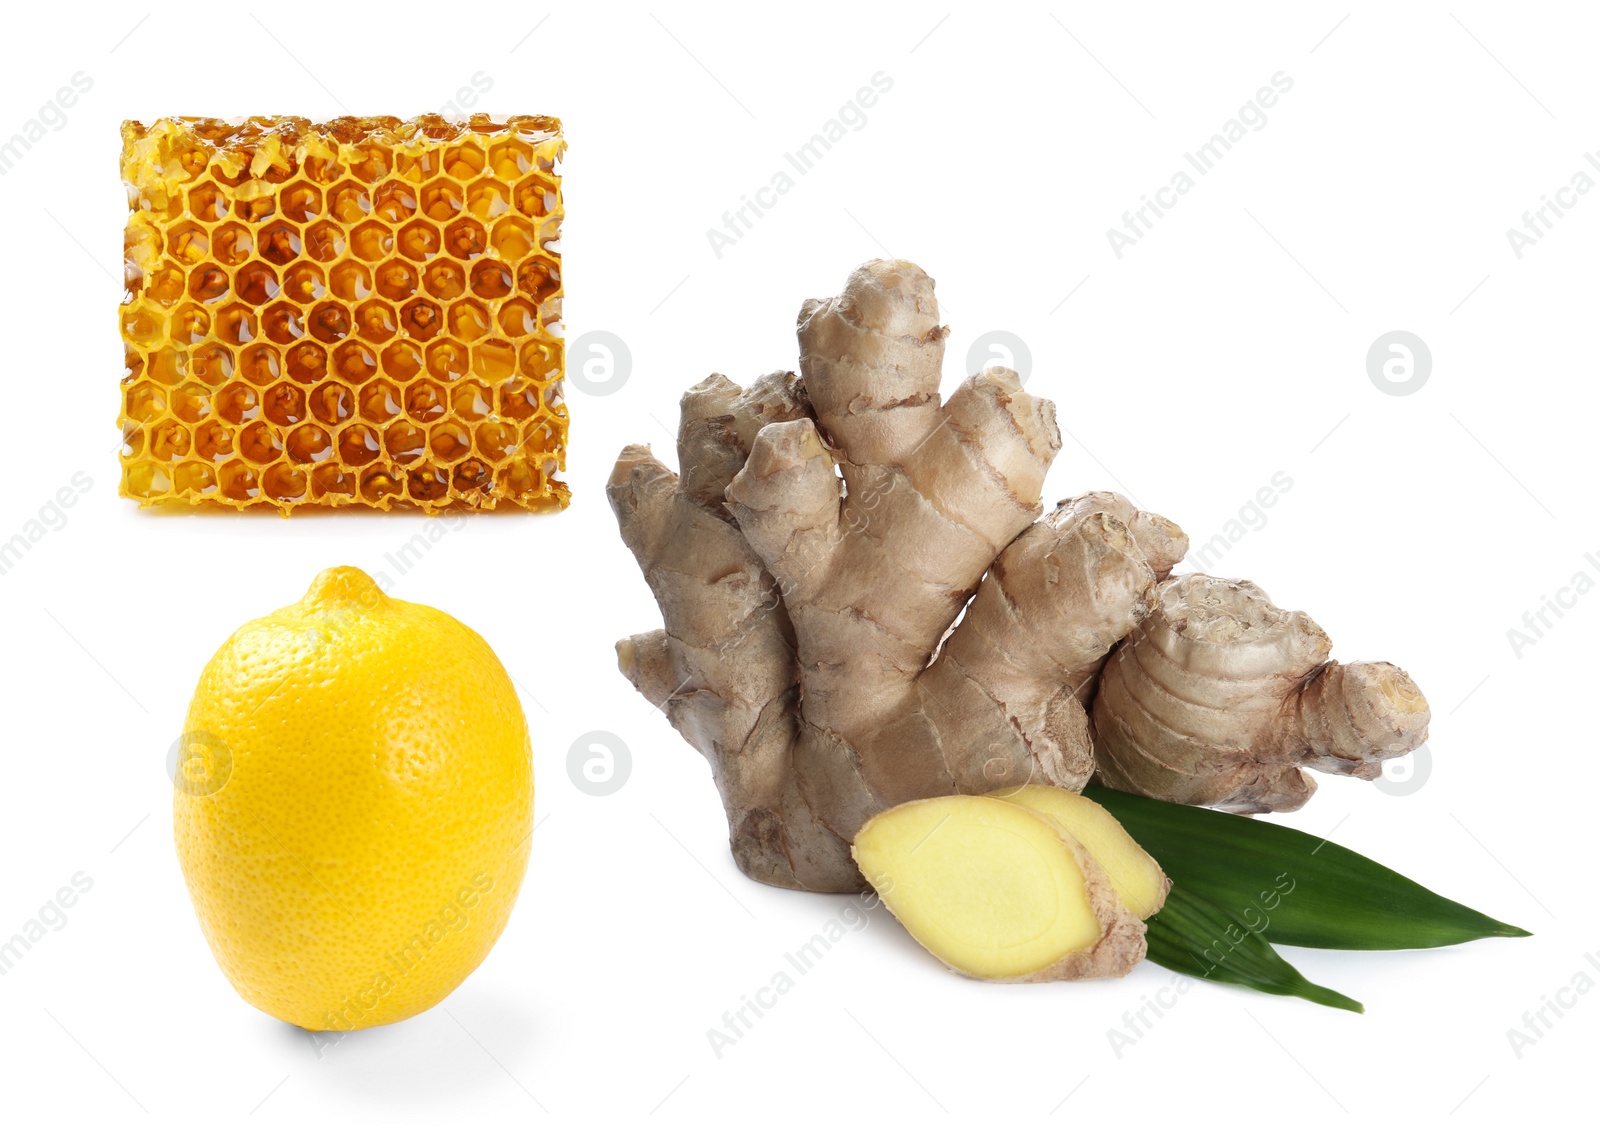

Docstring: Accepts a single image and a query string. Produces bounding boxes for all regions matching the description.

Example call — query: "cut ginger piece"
[992,785,1170,919]
[852,795,1146,981]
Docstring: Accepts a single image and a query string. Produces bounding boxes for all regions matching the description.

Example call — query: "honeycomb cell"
[469,260,513,299]
[303,152,344,185]
[426,339,470,382]
[448,300,491,342]
[217,459,260,501]
[171,382,213,423]
[381,339,424,381]
[476,420,518,461]
[262,462,308,504]
[216,382,260,424]
[514,175,558,219]
[355,300,398,343]
[123,461,172,499]
[145,262,186,306]
[398,220,441,262]
[166,221,209,266]
[330,261,374,301]
[146,347,187,386]
[258,223,302,266]
[264,382,307,426]
[444,143,486,180]
[172,304,211,345]
[187,265,230,305]
[282,263,327,303]
[351,221,395,262]
[191,343,236,385]
[498,458,542,501]
[235,195,276,224]
[358,380,402,422]
[120,304,164,347]
[452,457,492,493]
[310,382,354,426]
[309,302,352,343]
[236,262,281,306]
[348,144,393,183]
[473,339,517,381]
[304,221,347,262]
[421,181,464,222]
[407,464,450,504]
[517,257,560,303]
[501,380,541,421]
[376,259,419,301]
[174,460,217,496]
[286,423,333,464]
[385,420,427,464]
[240,344,281,386]
[287,341,328,383]
[121,115,568,511]
[194,419,234,460]
[497,297,539,338]
[374,181,418,223]
[188,181,228,221]
[430,421,471,460]
[215,303,258,344]
[400,298,443,340]
[404,380,447,423]
[149,418,191,460]
[359,466,404,504]
[311,463,357,500]
[338,423,382,465]
[281,182,323,223]
[451,381,494,420]
[492,216,537,260]
[213,222,255,267]
[523,418,562,456]
[465,179,511,220]
[239,420,284,464]
[263,303,306,344]
[488,139,534,179]
[329,181,372,223]
[333,340,379,384]
[424,260,467,301]
[444,217,487,260]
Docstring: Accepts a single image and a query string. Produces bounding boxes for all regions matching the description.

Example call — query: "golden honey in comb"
[119,115,567,513]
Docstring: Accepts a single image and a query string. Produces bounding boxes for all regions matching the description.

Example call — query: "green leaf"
[1145,884,1363,1012]
[1086,785,1531,950]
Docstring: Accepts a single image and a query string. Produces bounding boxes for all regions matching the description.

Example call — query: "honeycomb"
[119,115,567,513]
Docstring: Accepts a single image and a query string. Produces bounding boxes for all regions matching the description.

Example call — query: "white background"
[0,2,1592,1124]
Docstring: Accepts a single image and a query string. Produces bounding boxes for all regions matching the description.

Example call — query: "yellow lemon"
[173,566,532,1031]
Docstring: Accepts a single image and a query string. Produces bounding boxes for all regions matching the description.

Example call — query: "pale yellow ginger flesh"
[992,785,1170,918]
[852,796,1146,981]
[1093,574,1431,814]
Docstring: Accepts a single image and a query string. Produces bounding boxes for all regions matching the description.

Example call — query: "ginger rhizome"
[1093,575,1431,813]
[610,259,1431,891]
[852,796,1147,981]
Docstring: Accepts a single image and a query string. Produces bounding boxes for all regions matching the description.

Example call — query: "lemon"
[173,566,532,1031]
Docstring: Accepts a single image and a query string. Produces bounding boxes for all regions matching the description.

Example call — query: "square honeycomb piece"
[119,115,567,513]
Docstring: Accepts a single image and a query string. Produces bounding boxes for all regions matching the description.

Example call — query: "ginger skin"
[1092,575,1431,813]
[610,261,1180,892]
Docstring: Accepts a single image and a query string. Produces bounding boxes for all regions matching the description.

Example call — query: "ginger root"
[1092,574,1431,813]
[610,260,1181,892]
[611,258,1430,890]
[852,796,1146,981]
